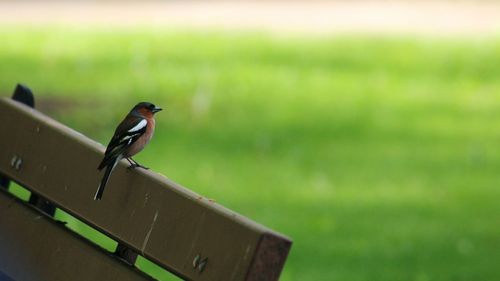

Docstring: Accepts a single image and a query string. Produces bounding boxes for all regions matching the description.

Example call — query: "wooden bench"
[0,84,292,281]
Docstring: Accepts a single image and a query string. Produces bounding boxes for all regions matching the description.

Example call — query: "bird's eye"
[149,104,155,110]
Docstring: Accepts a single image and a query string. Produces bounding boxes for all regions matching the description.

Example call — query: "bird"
[94,102,162,200]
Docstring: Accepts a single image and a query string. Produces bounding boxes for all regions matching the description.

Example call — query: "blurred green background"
[1,26,500,281]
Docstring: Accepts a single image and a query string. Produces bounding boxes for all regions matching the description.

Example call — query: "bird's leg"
[126,158,137,169]
[127,158,149,170]
[126,158,134,166]
[131,158,149,169]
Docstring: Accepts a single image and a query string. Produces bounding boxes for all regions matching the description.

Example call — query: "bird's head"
[132,102,162,117]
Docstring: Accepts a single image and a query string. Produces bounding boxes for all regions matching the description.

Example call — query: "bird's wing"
[98,117,147,170]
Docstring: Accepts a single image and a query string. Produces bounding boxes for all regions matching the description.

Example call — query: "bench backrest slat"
[0,191,153,281]
[0,98,291,281]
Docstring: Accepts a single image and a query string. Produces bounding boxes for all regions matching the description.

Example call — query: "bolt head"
[15,158,22,170]
[192,254,200,268]
[10,155,18,167]
[198,258,208,273]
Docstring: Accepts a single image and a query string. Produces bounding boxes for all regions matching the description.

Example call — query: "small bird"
[94,102,162,200]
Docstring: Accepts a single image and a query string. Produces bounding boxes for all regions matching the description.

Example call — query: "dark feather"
[97,116,146,170]
[94,157,120,200]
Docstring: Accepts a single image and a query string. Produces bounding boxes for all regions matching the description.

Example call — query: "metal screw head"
[197,258,208,273]
[10,155,18,167]
[10,155,22,170]
[14,157,23,171]
[192,254,201,268]
[192,254,208,273]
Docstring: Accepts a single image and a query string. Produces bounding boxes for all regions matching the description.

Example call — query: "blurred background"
[1,1,500,280]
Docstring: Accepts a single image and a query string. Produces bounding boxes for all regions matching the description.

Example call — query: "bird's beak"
[152,107,163,113]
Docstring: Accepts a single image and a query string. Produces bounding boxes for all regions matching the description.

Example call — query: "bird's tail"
[94,157,120,200]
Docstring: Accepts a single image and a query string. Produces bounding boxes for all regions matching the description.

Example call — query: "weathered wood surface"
[0,97,292,281]
[0,190,154,281]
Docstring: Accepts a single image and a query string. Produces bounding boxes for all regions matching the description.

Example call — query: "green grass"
[1,27,500,281]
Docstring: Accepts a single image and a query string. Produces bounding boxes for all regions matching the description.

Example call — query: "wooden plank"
[0,84,34,191]
[11,84,57,216]
[0,190,154,281]
[11,83,133,261]
[0,97,292,281]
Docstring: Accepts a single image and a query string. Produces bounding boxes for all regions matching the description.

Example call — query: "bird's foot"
[127,163,149,170]
[126,158,149,170]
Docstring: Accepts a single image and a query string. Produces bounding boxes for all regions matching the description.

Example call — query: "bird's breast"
[124,118,155,157]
